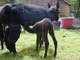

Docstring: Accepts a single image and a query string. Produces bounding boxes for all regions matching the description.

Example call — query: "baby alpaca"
[29,18,57,57]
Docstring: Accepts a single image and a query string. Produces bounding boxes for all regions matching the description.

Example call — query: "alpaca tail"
[23,25,36,33]
[48,23,57,57]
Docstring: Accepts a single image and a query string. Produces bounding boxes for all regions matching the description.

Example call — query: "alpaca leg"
[5,42,12,53]
[44,39,49,58]
[49,30,57,57]
[52,36,57,57]
[1,40,4,50]
[11,44,16,54]
[39,40,43,48]
[36,33,41,51]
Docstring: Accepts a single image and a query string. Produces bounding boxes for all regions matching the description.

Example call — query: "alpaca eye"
[3,14,6,17]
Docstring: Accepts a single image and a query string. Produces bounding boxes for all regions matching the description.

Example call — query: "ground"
[0,29,80,60]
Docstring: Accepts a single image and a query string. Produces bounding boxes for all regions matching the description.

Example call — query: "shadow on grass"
[0,45,56,60]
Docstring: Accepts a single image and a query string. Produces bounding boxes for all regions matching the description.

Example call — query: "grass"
[0,29,80,60]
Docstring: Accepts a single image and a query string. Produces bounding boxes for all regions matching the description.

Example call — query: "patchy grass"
[0,29,80,60]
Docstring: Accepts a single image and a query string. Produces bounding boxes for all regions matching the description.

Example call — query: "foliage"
[4,0,15,3]
[15,0,24,3]
[70,0,80,18]
[0,29,80,60]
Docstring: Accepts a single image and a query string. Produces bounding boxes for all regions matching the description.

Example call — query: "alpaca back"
[31,18,53,33]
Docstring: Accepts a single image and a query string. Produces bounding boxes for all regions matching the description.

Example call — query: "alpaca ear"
[56,1,59,10]
[48,3,51,8]
[3,4,12,13]
[48,0,52,8]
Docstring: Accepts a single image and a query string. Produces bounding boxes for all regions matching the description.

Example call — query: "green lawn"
[0,29,80,60]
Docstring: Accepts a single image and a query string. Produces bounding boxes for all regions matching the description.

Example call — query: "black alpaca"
[0,2,59,55]
[25,18,57,57]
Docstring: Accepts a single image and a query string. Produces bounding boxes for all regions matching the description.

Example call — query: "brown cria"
[30,18,57,58]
